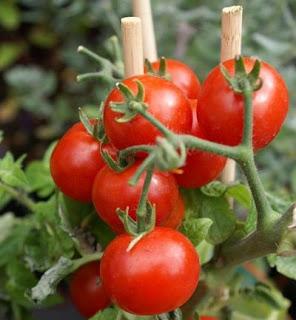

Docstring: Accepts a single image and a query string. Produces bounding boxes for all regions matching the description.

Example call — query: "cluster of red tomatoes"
[50,57,288,318]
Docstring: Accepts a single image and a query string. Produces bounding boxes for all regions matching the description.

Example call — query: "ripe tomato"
[104,75,192,150]
[200,317,218,320]
[92,161,179,233]
[100,227,200,315]
[149,59,202,99]
[175,101,226,188]
[162,195,185,229]
[50,121,113,202]
[69,261,110,318]
[197,57,289,150]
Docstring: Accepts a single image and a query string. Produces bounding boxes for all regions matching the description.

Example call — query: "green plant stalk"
[0,180,35,211]
[136,164,154,233]
[241,80,253,148]
[70,252,103,273]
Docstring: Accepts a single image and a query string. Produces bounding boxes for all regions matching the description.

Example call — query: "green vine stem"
[0,180,35,211]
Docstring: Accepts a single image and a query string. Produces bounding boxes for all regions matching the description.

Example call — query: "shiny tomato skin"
[175,102,226,188]
[100,227,200,315]
[197,57,289,150]
[69,261,110,318]
[104,75,192,150]
[50,121,109,202]
[92,161,179,233]
[150,59,202,99]
[162,195,185,229]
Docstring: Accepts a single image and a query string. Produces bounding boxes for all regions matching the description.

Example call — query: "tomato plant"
[148,58,202,100]
[69,261,110,317]
[104,74,192,150]
[100,227,200,315]
[50,121,111,202]
[197,57,289,150]
[92,161,179,233]
[1,3,295,320]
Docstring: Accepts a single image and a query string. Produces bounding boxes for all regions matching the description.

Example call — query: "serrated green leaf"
[180,189,203,219]
[5,260,36,308]
[271,256,296,280]
[201,181,226,197]
[0,152,29,189]
[201,197,236,245]
[27,197,75,271]
[195,240,214,265]
[226,184,253,209]
[26,161,54,197]
[181,218,212,246]
[30,257,73,303]
[0,221,32,267]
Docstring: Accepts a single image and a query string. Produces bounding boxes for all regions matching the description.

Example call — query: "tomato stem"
[0,180,35,212]
[241,80,253,148]
[135,163,154,233]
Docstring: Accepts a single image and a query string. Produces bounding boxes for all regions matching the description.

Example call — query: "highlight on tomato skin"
[175,100,226,189]
[50,121,114,202]
[197,56,289,150]
[100,227,200,316]
[148,58,202,100]
[92,161,180,233]
[104,74,193,150]
[69,261,110,318]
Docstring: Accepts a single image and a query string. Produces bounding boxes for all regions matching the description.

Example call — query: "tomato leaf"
[181,218,212,246]
[268,255,296,280]
[25,142,56,197]
[226,184,253,209]
[0,152,29,190]
[201,196,236,245]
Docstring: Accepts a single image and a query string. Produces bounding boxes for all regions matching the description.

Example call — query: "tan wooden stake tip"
[220,5,243,184]
[121,17,144,78]
[132,0,158,61]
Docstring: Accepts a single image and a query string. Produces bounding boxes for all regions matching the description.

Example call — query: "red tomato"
[162,195,185,229]
[175,102,226,188]
[104,75,192,150]
[100,227,200,315]
[197,57,289,150]
[50,121,114,202]
[69,261,110,318]
[92,161,179,233]
[149,59,202,99]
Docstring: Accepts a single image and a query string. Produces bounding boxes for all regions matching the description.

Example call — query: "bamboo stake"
[220,6,243,184]
[132,0,158,61]
[121,17,144,77]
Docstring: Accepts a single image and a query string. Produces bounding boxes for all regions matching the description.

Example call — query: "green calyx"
[79,106,106,142]
[110,80,148,123]
[145,57,171,80]
[117,201,156,237]
[220,55,262,94]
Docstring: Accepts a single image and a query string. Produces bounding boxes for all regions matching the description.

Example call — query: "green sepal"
[220,55,262,93]
[145,56,171,80]
[110,81,147,123]
[117,208,138,236]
